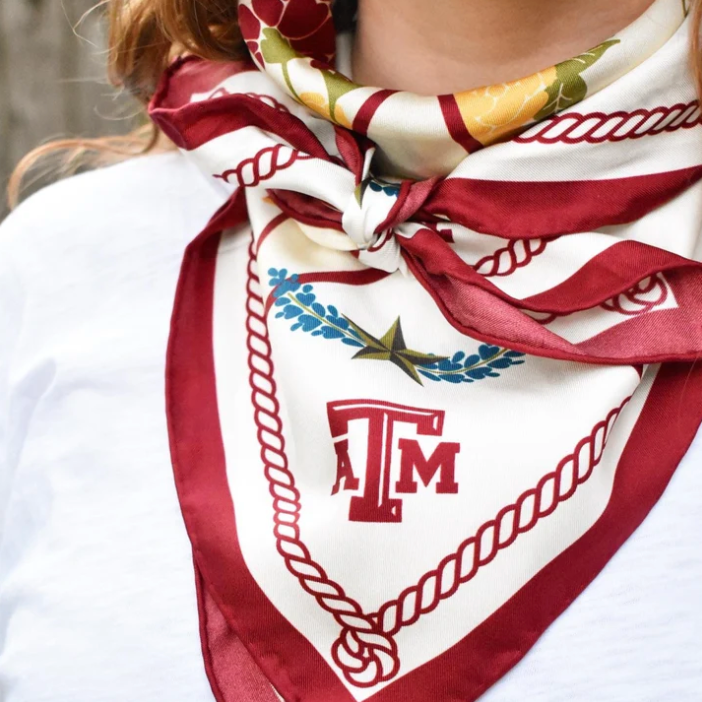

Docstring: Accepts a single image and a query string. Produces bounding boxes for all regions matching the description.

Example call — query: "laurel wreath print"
[268,268,526,385]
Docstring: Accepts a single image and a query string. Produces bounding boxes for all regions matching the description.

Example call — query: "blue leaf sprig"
[267,268,526,384]
[269,268,363,347]
[417,346,526,384]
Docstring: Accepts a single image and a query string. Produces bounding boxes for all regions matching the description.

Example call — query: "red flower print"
[238,5,265,66]
[238,0,336,66]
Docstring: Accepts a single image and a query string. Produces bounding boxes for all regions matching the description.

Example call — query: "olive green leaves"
[535,40,620,120]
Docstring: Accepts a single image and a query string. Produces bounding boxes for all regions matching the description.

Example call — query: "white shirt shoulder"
[0,151,220,282]
[0,153,220,702]
[0,152,221,522]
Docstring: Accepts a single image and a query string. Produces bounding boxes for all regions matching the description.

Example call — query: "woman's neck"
[351,0,656,94]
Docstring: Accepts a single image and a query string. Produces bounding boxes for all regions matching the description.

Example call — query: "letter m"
[395,439,461,495]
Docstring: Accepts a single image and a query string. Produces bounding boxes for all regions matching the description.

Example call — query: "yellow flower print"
[455,67,558,147]
[455,39,620,146]
[299,92,353,128]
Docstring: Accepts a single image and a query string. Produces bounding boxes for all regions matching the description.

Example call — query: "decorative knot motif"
[332,623,400,687]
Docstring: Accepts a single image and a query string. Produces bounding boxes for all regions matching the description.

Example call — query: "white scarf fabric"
[149,1,702,699]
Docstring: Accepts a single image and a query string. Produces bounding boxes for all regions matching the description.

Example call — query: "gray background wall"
[0,0,135,216]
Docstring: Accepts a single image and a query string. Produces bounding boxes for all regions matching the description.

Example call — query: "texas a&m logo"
[327,399,461,523]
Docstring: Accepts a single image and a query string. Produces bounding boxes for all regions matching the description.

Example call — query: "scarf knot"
[276,176,435,273]
[268,141,441,274]
[341,176,401,252]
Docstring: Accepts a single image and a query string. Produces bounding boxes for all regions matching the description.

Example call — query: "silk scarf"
[150,0,702,699]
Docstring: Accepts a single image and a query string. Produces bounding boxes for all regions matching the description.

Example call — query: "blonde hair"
[7,0,702,207]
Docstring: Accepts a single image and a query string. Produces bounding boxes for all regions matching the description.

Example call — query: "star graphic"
[344,316,449,385]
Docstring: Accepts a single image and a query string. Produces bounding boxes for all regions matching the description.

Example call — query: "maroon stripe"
[426,167,702,239]
[151,56,256,112]
[404,250,589,362]
[404,229,697,313]
[521,240,697,313]
[255,213,289,254]
[352,89,395,134]
[268,190,344,230]
[263,266,390,317]
[576,265,702,360]
[196,569,279,702]
[404,232,702,364]
[151,94,332,157]
[438,94,483,154]
[295,268,389,287]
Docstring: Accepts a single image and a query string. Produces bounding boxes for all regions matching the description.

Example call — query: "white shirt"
[0,152,699,701]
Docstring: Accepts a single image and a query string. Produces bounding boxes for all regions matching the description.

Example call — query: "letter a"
[331,439,360,495]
